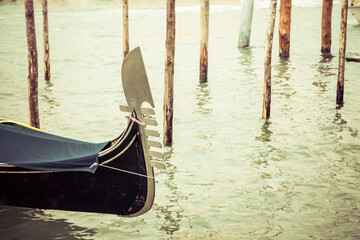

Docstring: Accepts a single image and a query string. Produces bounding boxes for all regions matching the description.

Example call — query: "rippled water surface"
[1,0,360,239]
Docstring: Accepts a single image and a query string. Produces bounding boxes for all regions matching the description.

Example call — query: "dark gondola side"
[0,47,164,216]
[0,113,155,216]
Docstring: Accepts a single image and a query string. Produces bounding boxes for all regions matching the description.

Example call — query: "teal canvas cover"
[0,122,109,173]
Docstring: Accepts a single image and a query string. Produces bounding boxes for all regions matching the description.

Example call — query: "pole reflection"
[255,120,273,142]
[251,120,287,237]
[313,53,335,92]
[195,83,212,115]
[333,109,358,138]
[155,148,190,237]
[40,80,59,117]
[273,58,296,100]
[238,47,256,78]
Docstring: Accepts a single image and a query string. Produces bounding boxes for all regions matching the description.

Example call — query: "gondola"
[0,47,165,217]
[350,0,360,23]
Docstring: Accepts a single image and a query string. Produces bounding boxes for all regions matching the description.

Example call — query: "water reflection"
[312,54,335,92]
[1,1,360,238]
[238,47,255,78]
[251,121,287,237]
[275,58,291,79]
[273,58,296,100]
[40,81,60,116]
[333,110,358,138]
[155,148,188,237]
[255,120,273,142]
[195,83,212,115]
[0,206,94,239]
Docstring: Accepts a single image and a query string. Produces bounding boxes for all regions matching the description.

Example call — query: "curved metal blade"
[121,47,154,111]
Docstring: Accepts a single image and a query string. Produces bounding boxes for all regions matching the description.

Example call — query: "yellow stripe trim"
[0,119,42,132]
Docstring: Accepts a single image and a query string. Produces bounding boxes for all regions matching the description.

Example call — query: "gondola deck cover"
[0,47,164,216]
[0,120,108,173]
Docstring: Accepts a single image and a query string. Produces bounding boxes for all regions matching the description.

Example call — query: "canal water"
[1,0,360,239]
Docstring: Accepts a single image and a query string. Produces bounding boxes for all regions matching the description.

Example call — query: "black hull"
[0,120,155,216]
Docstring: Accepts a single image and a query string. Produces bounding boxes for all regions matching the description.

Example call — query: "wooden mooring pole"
[336,0,348,105]
[42,0,50,80]
[199,0,209,83]
[25,0,40,128]
[238,0,255,48]
[262,0,277,120]
[321,0,333,53]
[279,0,291,57]
[163,0,176,146]
[123,0,129,58]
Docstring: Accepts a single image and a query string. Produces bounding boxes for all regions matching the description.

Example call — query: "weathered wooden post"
[279,0,291,57]
[336,0,348,105]
[42,0,50,80]
[321,0,333,53]
[262,0,277,120]
[199,0,209,83]
[163,0,176,146]
[123,0,129,58]
[25,0,40,128]
[238,0,255,48]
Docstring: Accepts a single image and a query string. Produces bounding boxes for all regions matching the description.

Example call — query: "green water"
[1,0,360,239]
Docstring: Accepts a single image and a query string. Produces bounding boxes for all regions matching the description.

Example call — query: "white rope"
[98,163,154,179]
[0,162,153,178]
[126,114,146,126]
